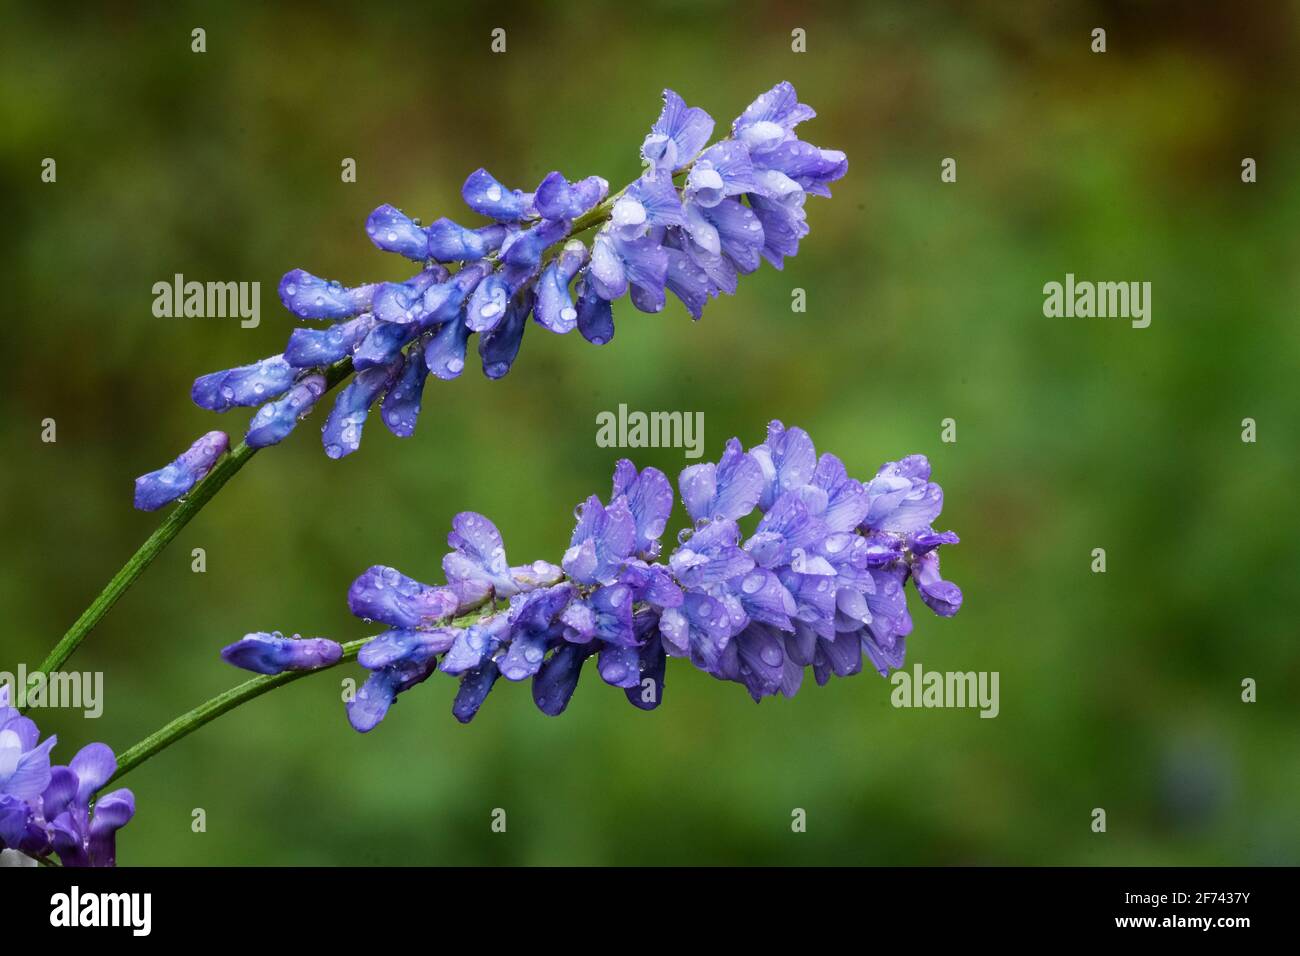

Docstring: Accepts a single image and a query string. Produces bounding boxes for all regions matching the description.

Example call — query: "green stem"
[106,599,499,788]
[30,359,358,691]
[106,638,369,787]
[34,441,259,681]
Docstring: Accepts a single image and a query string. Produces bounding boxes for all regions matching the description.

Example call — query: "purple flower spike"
[221,632,343,675]
[191,354,296,412]
[231,423,960,735]
[168,86,845,478]
[0,701,139,868]
[133,430,229,511]
[245,374,326,449]
[348,565,459,629]
[278,269,376,320]
[365,204,429,261]
[40,744,135,867]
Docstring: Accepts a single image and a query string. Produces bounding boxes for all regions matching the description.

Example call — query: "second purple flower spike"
[221,422,962,730]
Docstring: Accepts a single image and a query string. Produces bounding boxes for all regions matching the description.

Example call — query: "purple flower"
[863,455,944,533]
[611,461,673,559]
[192,354,295,412]
[348,566,459,629]
[0,700,135,869]
[285,314,377,367]
[320,363,398,459]
[220,632,343,676]
[0,686,56,807]
[245,374,326,449]
[678,438,763,522]
[461,169,533,221]
[219,446,955,726]
[166,86,843,469]
[641,89,714,176]
[379,350,429,438]
[365,204,429,261]
[133,430,229,511]
[426,218,507,262]
[278,270,377,320]
[43,745,135,868]
[562,496,636,585]
[443,511,519,604]
[535,241,588,334]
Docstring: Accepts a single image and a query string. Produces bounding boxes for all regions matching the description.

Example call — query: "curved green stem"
[106,638,368,787]
[34,441,259,681]
[106,599,499,788]
[29,359,358,692]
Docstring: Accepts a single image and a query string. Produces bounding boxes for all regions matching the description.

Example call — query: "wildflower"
[222,423,962,725]
[132,430,229,511]
[0,687,135,867]
[219,632,343,675]
[143,83,844,491]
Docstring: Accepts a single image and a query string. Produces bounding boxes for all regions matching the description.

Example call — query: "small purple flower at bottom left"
[0,685,135,867]
[133,430,229,512]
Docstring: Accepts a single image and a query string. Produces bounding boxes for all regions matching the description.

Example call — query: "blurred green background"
[2,0,1297,865]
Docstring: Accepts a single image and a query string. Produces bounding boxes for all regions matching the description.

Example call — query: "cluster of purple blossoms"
[221,423,962,728]
[0,685,134,867]
[134,82,846,510]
